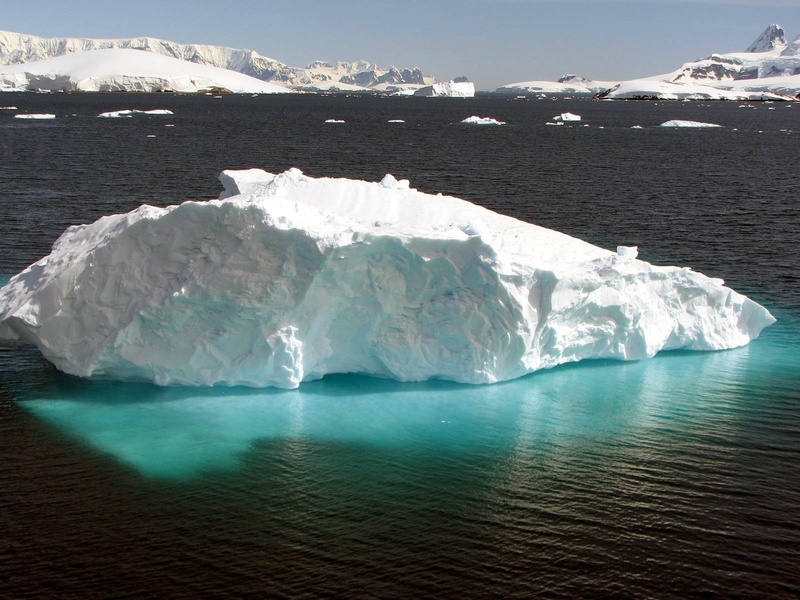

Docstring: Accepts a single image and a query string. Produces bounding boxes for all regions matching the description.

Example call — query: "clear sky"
[5,0,800,90]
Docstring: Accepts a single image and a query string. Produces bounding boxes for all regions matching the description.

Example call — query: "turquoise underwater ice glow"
[9,310,797,480]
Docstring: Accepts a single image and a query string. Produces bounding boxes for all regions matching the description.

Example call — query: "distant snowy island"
[498,24,800,100]
[0,169,774,388]
[0,30,473,95]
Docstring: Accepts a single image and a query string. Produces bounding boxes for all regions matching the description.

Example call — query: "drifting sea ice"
[0,168,775,389]
[661,120,723,128]
[553,112,582,122]
[14,114,56,119]
[461,116,506,125]
[98,109,174,118]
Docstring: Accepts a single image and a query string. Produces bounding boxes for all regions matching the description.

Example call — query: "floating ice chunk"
[380,174,411,190]
[0,169,775,389]
[461,116,506,125]
[388,119,405,123]
[98,109,174,118]
[14,113,56,119]
[660,120,723,128]
[553,112,581,122]
[325,119,345,123]
[1,106,18,110]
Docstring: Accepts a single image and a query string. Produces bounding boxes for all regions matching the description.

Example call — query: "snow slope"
[0,48,289,93]
[0,30,432,92]
[496,25,800,98]
[496,75,617,95]
[0,169,775,389]
[596,79,795,101]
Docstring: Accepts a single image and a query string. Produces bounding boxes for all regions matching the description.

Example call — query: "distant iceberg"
[661,120,723,128]
[98,109,174,118]
[461,116,506,125]
[14,113,56,119]
[414,81,475,97]
[0,169,775,388]
[553,112,582,122]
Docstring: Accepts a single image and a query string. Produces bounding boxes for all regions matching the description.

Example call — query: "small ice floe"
[660,120,722,128]
[553,112,581,122]
[99,109,174,118]
[14,113,56,119]
[325,119,346,123]
[388,119,405,123]
[460,116,506,125]
[1,106,18,110]
[146,134,157,138]
[631,125,644,129]
[545,122,564,126]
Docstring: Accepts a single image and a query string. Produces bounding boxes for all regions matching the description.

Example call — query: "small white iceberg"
[325,119,346,124]
[98,109,174,118]
[461,116,506,125]
[388,119,405,123]
[553,112,581,122]
[14,113,56,120]
[660,120,722,128]
[1,106,18,110]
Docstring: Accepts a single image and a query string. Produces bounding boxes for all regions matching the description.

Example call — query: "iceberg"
[0,169,775,389]
[660,120,723,128]
[14,113,56,119]
[413,81,475,97]
[460,116,506,125]
[98,109,174,118]
[553,112,582,122]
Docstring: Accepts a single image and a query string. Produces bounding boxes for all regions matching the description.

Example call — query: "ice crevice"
[0,168,776,388]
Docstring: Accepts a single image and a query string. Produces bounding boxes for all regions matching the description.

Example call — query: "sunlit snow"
[0,169,774,388]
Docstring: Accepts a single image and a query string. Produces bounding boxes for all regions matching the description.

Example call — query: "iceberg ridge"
[0,169,775,388]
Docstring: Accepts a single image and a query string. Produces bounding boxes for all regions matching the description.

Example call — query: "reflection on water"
[5,324,792,480]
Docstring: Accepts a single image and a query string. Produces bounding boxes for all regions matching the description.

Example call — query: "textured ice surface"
[0,169,775,388]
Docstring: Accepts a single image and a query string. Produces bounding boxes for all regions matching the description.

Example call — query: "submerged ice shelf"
[0,168,775,388]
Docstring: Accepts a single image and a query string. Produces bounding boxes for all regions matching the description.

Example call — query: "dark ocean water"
[1,93,799,599]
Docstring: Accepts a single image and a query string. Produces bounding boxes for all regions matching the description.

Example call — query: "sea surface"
[1,93,798,599]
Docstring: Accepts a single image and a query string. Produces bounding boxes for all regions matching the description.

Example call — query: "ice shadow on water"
[3,331,788,480]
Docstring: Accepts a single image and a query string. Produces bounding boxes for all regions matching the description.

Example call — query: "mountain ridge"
[0,30,432,92]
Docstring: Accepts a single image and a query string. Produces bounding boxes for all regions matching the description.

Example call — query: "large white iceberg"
[413,81,475,97]
[0,169,775,388]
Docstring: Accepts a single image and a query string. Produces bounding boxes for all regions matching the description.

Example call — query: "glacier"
[0,169,775,389]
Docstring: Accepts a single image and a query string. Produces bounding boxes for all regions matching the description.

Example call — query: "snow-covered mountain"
[0,30,433,92]
[746,23,787,53]
[497,25,800,99]
[0,48,289,93]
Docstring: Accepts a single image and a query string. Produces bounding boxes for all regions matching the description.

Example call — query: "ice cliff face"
[0,30,430,92]
[413,81,475,97]
[0,48,289,93]
[0,169,775,388]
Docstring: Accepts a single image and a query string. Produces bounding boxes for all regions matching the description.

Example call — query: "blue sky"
[6,0,800,89]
